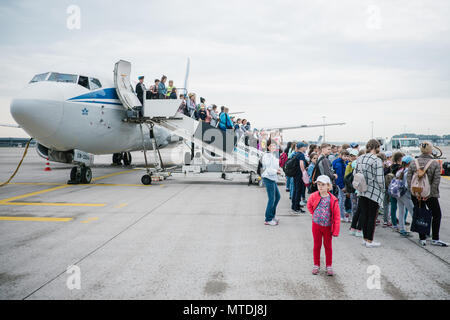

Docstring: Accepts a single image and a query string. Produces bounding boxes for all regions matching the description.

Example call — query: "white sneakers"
[349,229,363,237]
[264,219,278,226]
[431,240,448,247]
[364,241,381,248]
[418,239,448,247]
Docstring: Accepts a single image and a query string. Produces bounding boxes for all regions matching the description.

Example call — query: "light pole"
[371,121,374,139]
[322,116,326,142]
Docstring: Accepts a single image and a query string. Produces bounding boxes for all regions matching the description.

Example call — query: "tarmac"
[0,147,449,300]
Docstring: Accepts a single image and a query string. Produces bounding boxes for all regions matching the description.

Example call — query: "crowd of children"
[261,138,447,276]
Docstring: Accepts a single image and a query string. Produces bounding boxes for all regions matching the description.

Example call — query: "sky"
[0,0,449,143]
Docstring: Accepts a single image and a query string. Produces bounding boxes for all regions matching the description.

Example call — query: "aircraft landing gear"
[112,152,132,166]
[122,152,132,166]
[68,165,92,184]
[112,153,122,165]
[141,173,152,185]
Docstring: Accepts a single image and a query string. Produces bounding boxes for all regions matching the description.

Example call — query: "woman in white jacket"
[261,140,282,226]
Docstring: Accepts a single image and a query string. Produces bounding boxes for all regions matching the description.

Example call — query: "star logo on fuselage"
[82,108,89,116]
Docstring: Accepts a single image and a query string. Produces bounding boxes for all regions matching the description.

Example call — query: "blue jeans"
[350,193,358,216]
[381,192,390,223]
[301,181,306,201]
[286,176,293,191]
[263,178,280,222]
[291,175,303,211]
[391,197,398,226]
[338,187,346,219]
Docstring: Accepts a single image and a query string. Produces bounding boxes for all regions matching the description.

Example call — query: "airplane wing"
[262,122,346,131]
[0,123,21,128]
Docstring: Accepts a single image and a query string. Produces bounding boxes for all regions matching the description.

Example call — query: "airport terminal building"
[0,138,35,148]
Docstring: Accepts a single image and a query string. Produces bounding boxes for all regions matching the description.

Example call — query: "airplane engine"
[36,143,73,163]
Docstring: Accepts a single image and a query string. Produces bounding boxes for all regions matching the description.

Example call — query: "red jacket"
[307,191,341,237]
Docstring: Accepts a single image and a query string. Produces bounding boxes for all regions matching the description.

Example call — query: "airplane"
[2,59,346,185]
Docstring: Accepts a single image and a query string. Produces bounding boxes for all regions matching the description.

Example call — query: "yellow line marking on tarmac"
[0,185,69,203]
[81,217,99,223]
[9,182,65,186]
[0,216,73,222]
[443,176,450,181]
[115,203,128,208]
[80,183,151,187]
[91,169,137,182]
[9,182,150,187]
[0,169,137,207]
[1,202,105,207]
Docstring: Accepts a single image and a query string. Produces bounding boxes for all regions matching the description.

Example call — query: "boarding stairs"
[113,60,261,180]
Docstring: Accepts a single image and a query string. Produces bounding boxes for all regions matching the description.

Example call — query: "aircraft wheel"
[141,174,152,185]
[122,152,132,166]
[80,166,92,184]
[70,167,78,182]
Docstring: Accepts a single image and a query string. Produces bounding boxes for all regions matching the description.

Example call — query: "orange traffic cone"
[44,158,51,171]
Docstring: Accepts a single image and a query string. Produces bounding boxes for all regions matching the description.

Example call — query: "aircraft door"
[114,60,142,110]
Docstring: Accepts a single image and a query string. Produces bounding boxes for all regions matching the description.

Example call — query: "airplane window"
[400,140,419,147]
[89,78,102,90]
[48,73,77,83]
[78,76,90,89]
[392,140,400,149]
[29,72,49,83]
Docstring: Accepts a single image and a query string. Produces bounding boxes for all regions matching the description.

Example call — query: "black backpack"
[344,171,355,193]
[284,156,300,177]
[309,157,324,192]
[257,156,263,176]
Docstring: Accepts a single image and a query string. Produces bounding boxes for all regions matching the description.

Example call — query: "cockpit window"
[29,72,49,83]
[48,72,77,83]
[89,78,102,90]
[30,72,101,90]
[78,76,89,89]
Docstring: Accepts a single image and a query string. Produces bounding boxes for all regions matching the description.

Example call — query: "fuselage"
[10,72,175,155]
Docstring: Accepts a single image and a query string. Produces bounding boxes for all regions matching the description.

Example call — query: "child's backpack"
[257,156,263,176]
[352,172,367,193]
[279,152,288,170]
[344,171,355,193]
[385,173,395,189]
[410,159,434,199]
[388,178,407,198]
[309,157,324,192]
[284,156,300,177]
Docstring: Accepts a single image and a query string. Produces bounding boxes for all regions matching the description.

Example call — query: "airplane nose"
[10,83,64,140]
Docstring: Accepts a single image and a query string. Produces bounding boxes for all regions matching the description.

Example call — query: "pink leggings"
[312,222,333,267]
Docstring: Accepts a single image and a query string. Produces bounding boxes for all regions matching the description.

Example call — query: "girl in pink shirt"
[307,175,341,276]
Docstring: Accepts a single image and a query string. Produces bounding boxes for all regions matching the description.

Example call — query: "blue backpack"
[388,178,407,198]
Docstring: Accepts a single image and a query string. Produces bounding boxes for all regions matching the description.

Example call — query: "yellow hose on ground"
[0,138,33,187]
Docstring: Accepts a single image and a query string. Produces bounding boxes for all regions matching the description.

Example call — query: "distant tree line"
[393,133,450,141]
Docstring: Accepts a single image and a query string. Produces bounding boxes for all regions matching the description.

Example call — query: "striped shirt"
[355,153,385,206]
